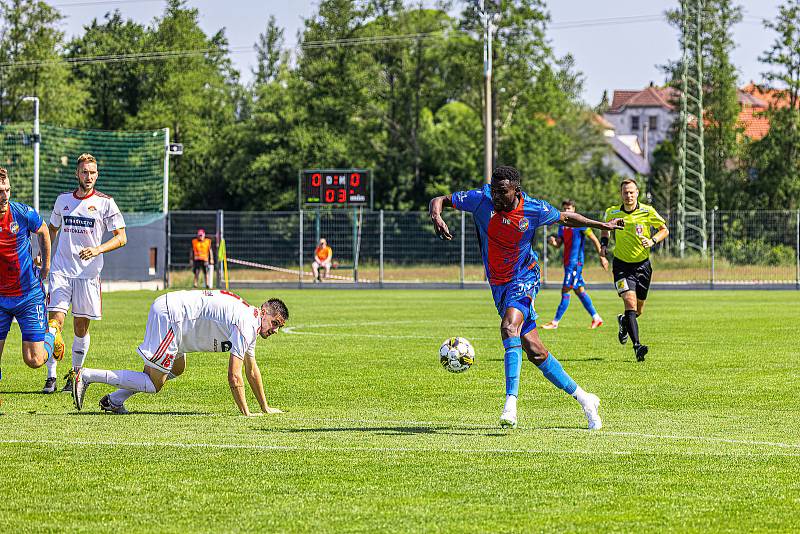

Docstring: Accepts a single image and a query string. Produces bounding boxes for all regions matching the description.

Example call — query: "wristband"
[600,237,609,247]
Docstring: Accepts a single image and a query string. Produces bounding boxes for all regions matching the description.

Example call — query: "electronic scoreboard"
[300,169,371,208]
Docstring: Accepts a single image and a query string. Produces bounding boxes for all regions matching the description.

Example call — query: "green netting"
[0,123,165,214]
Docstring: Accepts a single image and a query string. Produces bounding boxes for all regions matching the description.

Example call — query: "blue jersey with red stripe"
[0,201,44,297]
[558,226,587,266]
[451,185,560,285]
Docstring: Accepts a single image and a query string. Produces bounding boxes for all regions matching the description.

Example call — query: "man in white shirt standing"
[42,153,127,393]
[72,290,288,416]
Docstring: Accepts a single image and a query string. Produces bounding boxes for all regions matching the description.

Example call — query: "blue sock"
[554,293,571,321]
[537,353,577,395]
[503,337,522,397]
[577,291,597,317]
[43,331,55,361]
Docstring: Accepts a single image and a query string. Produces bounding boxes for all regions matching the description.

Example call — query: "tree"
[0,0,87,126]
[748,0,800,209]
[253,15,285,86]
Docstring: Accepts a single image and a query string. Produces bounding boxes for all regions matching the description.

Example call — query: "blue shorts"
[0,287,47,342]
[562,264,586,289]
[490,276,541,336]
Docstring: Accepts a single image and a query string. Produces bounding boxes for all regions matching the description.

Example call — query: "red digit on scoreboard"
[312,173,321,187]
[325,189,335,202]
[338,189,346,203]
[350,173,360,187]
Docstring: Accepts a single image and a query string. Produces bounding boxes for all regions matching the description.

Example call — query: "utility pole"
[677,0,707,257]
[481,1,499,183]
[22,97,40,212]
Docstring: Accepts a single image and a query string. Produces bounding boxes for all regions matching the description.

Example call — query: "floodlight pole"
[163,128,170,214]
[482,1,496,184]
[22,97,40,212]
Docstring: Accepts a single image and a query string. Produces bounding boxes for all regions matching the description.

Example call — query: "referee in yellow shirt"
[600,179,669,362]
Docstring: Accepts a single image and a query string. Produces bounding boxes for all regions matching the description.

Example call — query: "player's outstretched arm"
[429,195,454,240]
[35,221,51,281]
[227,354,260,416]
[560,211,623,232]
[244,355,282,414]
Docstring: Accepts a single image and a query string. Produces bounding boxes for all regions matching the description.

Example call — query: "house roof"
[592,113,615,130]
[606,135,651,175]
[609,86,679,112]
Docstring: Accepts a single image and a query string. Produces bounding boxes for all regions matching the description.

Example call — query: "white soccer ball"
[439,337,475,373]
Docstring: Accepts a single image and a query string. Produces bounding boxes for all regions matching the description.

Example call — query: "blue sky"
[57,0,785,104]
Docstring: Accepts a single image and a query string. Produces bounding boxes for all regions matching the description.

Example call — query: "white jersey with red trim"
[164,290,261,359]
[49,189,125,279]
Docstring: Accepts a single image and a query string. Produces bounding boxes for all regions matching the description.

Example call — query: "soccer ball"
[439,337,475,373]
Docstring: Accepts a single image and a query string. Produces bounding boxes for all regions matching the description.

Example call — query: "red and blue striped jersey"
[451,185,560,285]
[0,201,44,297]
[557,226,587,266]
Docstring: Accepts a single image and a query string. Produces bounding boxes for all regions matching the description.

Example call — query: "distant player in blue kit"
[541,199,608,330]
[0,168,64,381]
[429,166,623,429]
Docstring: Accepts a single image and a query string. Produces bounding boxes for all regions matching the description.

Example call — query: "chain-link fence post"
[796,209,799,289]
[710,208,715,288]
[299,209,304,288]
[215,209,224,289]
[379,210,384,288]
[165,211,171,288]
[460,210,465,288]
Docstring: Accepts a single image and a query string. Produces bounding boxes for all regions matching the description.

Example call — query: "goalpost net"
[0,123,167,225]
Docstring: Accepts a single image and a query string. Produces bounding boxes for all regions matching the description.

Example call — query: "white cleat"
[72,369,88,411]
[499,408,518,429]
[582,393,602,430]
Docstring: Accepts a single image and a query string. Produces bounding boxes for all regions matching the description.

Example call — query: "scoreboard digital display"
[301,169,370,208]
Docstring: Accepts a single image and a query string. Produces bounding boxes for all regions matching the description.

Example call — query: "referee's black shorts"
[612,258,652,300]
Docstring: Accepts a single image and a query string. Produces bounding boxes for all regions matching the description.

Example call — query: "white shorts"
[137,295,183,373]
[47,273,103,320]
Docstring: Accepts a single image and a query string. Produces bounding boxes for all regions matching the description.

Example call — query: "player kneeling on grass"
[72,290,288,416]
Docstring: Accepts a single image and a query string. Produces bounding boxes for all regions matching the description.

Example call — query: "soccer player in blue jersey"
[429,166,623,429]
[541,199,608,330]
[0,168,64,381]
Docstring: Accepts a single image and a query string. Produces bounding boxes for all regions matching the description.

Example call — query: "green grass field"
[1,289,798,532]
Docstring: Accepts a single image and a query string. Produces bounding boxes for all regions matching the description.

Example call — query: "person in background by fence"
[542,199,608,330]
[43,153,127,394]
[191,229,214,288]
[312,238,333,283]
[601,178,669,363]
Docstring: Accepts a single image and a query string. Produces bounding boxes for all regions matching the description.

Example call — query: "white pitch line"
[1,439,798,457]
[554,428,800,450]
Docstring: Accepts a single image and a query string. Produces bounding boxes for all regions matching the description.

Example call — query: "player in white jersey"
[42,153,127,394]
[72,290,289,416]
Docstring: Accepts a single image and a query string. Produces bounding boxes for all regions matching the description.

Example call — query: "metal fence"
[166,210,800,289]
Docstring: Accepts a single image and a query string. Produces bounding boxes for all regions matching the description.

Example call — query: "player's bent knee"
[500,323,521,339]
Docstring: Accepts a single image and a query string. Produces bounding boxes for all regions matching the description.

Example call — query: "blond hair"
[620,178,639,190]
[76,153,97,168]
[0,167,7,182]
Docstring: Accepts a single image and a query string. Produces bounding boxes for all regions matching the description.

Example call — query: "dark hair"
[491,165,521,188]
[266,298,289,321]
[0,167,7,181]
[620,178,639,190]
[562,199,576,208]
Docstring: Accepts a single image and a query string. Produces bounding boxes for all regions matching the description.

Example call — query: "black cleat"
[617,314,628,345]
[634,344,648,362]
[99,394,130,415]
[61,370,75,395]
[42,377,57,394]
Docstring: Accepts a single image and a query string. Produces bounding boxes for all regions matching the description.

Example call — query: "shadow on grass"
[68,411,212,416]
[484,357,605,362]
[269,426,495,437]
[0,390,51,395]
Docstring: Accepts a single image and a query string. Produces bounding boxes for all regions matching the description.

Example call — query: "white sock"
[572,385,590,405]
[45,354,58,379]
[503,394,517,412]
[108,388,137,406]
[592,313,602,321]
[81,368,156,393]
[72,333,90,369]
